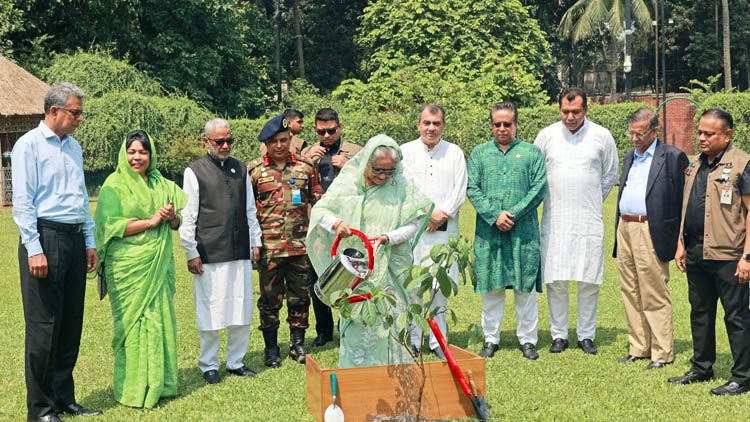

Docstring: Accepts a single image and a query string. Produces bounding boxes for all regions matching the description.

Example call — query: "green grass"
[0,191,747,421]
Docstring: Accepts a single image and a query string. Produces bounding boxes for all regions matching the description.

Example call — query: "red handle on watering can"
[428,317,473,398]
[330,228,374,270]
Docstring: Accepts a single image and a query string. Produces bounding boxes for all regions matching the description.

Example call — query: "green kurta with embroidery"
[467,139,546,294]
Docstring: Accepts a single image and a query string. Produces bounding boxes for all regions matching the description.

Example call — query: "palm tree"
[559,0,652,103]
[721,0,731,90]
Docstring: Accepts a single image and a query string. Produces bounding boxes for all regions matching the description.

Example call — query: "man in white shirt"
[534,88,619,355]
[180,118,263,384]
[401,104,468,358]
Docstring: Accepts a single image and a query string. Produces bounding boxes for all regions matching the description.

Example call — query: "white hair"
[205,118,230,137]
[44,83,85,114]
[369,145,400,165]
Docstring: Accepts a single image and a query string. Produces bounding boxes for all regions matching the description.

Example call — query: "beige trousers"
[616,219,674,362]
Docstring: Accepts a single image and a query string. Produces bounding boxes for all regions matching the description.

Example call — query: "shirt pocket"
[256,180,281,206]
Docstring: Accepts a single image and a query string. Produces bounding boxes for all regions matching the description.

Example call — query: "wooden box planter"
[306,345,486,422]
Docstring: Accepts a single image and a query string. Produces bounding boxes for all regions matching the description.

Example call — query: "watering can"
[314,228,374,308]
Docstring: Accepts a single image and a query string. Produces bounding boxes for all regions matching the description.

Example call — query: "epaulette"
[247,157,264,171]
[295,155,314,167]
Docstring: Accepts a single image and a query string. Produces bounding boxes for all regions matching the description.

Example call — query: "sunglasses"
[371,165,396,175]
[492,121,514,128]
[207,136,234,146]
[316,128,338,135]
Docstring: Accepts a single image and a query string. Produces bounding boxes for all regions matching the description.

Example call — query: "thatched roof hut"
[0,54,49,205]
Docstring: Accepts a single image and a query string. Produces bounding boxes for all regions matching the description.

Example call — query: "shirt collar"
[635,138,658,159]
[563,117,589,136]
[39,121,70,145]
[419,138,443,152]
[700,141,731,168]
[494,138,520,152]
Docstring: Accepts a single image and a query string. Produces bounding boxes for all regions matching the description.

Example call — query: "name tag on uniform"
[258,176,275,184]
[292,188,301,204]
[721,185,733,204]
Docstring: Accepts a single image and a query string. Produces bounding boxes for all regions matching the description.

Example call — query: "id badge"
[292,188,301,204]
[721,184,733,205]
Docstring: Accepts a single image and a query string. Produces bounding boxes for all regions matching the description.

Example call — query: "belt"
[621,214,648,223]
[37,218,83,233]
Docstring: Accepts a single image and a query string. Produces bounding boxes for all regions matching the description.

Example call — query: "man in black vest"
[180,118,263,384]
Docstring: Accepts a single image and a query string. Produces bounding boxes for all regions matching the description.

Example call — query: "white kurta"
[401,138,468,349]
[401,138,468,272]
[534,119,618,285]
[179,166,263,331]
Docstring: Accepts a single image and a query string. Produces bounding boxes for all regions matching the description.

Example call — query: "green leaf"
[429,243,443,263]
[415,314,430,333]
[437,266,452,298]
[396,312,408,329]
[377,324,390,338]
[363,301,378,326]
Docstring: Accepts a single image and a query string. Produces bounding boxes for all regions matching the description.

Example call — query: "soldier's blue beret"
[258,114,288,142]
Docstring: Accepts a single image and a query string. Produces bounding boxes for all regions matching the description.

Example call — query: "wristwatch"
[743,253,750,261]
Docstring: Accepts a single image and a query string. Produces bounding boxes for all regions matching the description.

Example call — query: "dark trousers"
[685,254,750,383]
[310,267,334,337]
[19,222,86,417]
[257,254,311,331]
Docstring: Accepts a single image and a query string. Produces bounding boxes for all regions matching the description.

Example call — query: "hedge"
[697,93,750,154]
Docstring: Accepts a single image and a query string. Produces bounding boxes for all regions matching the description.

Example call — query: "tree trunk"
[293,0,305,79]
[609,32,617,103]
[722,0,731,90]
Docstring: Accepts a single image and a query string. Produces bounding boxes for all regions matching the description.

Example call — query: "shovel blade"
[470,396,489,421]
[324,404,345,422]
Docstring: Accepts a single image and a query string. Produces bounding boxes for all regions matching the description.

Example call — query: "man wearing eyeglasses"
[180,118,263,384]
[301,108,361,347]
[249,114,322,368]
[613,108,688,370]
[12,83,102,421]
[534,88,619,356]
[467,102,547,361]
[401,104,467,359]
[259,109,307,156]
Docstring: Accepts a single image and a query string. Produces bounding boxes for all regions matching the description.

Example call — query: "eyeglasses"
[316,128,338,135]
[492,121,514,128]
[206,136,234,146]
[626,128,655,139]
[59,107,84,118]
[370,165,396,175]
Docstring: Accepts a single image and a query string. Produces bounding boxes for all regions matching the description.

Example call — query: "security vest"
[680,143,750,260]
[188,154,251,263]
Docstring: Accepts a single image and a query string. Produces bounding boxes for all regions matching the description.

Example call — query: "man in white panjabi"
[533,88,619,355]
[180,118,263,384]
[401,104,468,359]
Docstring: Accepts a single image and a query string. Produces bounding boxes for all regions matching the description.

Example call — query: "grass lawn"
[0,190,747,421]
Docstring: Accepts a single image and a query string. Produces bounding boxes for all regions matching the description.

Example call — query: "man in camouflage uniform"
[249,114,322,368]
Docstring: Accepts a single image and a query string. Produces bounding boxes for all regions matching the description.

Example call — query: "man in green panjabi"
[307,134,433,368]
[467,102,547,361]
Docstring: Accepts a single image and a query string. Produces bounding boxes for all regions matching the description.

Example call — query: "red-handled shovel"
[427,317,489,421]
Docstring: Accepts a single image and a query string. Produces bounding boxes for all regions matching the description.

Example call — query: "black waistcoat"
[188,154,250,263]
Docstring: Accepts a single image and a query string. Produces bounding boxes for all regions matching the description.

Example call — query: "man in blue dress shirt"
[613,108,688,370]
[12,83,102,422]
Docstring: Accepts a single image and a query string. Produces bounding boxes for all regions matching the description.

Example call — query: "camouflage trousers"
[257,254,311,331]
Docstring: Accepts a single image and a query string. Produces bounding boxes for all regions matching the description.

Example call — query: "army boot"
[289,328,307,364]
[263,329,282,368]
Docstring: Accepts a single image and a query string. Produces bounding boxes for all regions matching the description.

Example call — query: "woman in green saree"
[307,134,433,368]
[94,130,187,408]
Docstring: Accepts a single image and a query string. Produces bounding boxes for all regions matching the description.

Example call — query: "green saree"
[307,135,433,368]
[94,138,186,408]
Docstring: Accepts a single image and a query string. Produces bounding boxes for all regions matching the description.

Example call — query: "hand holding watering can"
[315,224,378,308]
[332,220,388,255]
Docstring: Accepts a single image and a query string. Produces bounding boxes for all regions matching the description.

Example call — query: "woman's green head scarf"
[94,131,187,265]
[306,134,433,289]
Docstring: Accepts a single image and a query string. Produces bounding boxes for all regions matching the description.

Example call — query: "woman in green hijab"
[307,134,433,368]
[94,130,187,408]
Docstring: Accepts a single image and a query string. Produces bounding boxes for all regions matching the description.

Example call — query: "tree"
[722,0,731,90]
[559,0,652,102]
[0,0,22,57]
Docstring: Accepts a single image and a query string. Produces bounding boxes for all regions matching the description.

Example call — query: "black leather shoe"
[55,403,102,417]
[203,369,220,384]
[645,361,672,370]
[520,343,539,360]
[289,328,307,364]
[311,333,333,347]
[264,345,282,368]
[28,415,65,422]
[710,381,750,396]
[577,339,597,355]
[618,354,649,363]
[411,345,421,357]
[549,338,568,353]
[227,365,256,377]
[668,369,713,384]
[431,347,446,359]
[479,342,499,358]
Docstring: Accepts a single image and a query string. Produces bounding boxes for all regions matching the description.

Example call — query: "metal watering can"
[314,228,374,308]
